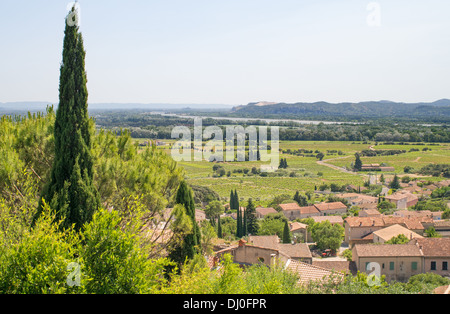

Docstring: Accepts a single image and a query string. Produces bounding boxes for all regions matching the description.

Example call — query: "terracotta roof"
[433,220,450,228]
[360,208,382,216]
[358,203,379,210]
[312,216,344,224]
[433,285,450,294]
[278,243,312,259]
[345,216,432,230]
[298,206,321,215]
[353,244,423,257]
[248,236,312,259]
[279,203,302,211]
[314,202,347,212]
[386,192,418,202]
[383,216,432,230]
[345,217,385,227]
[412,238,450,257]
[290,222,308,232]
[248,235,279,248]
[285,259,344,285]
[255,207,278,216]
[312,261,358,276]
[335,193,360,199]
[373,224,423,242]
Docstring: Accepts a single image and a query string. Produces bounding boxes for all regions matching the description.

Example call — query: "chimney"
[238,239,247,247]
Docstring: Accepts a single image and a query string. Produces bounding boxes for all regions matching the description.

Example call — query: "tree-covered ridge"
[90,111,450,143]
[232,100,450,122]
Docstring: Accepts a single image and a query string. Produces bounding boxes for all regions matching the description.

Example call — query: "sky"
[1,0,450,107]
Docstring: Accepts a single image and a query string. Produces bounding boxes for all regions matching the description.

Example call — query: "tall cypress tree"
[246,198,258,235]
[35,6,99,231]
[217,216,223,239]
[282,221,292,244]
[354,153,363,171]
[170,180,201,263]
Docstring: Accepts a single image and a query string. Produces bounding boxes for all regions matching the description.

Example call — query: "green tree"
[389,174,401,190]
[354,153,362,171]
[35,7,100,231]
[282,221,292,244]
[205,200,223,221]
[245,198,259,235]
[425,227,441,238]
[385,234,410,244]
[170,181,201,264]
[311,221,344,252]
[217,216,223,239]
[377,200,396,214]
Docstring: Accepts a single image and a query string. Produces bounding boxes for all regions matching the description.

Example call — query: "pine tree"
[282,221,292,244]
[170,181,201,263]
[35,6,99,231]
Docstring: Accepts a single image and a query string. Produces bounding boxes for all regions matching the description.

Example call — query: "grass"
[134,139,450,203]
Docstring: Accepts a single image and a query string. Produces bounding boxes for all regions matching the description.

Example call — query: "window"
[412,262,418,271]
[443,262,448,271]
[258,257,265,263]
[389,262,395,271]
[431,261,436,271]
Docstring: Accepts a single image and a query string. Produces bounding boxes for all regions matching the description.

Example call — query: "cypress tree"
[245,198,258,235]
[235,190,242,238]
[217,216,223,238]
[282,221,292,244]
[35,6,99,231]
[230,190,235,211]
[171,180,201,263]
[354,153,362,171]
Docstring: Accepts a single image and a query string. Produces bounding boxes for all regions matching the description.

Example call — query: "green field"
[136,140,450,204]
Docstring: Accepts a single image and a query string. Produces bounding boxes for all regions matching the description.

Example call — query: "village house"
[344,216,433,246]
[344,217,385,246]
[353,238,450,282]
[361,164,395,172]
[214,236,313,267]
[385,191,419,209]
[359,208,382,217]
[279,203,321,220]
[394,209,443,220]
[372,224,423,244]
[311,215,344,226]
[314,202,348,216]
[279,202,348,220]
[352,244,423,282]
[434,220,450,238]
[412,238,450,278]
[290,222,309,243]
[255,207,278,219]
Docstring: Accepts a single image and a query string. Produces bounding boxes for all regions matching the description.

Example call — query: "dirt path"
[317,156,360,176]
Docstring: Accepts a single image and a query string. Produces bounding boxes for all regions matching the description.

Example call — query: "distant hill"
[0,102,234,112]
[231,99,450,121]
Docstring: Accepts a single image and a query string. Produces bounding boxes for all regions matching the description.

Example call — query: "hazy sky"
[1,0,449,106]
